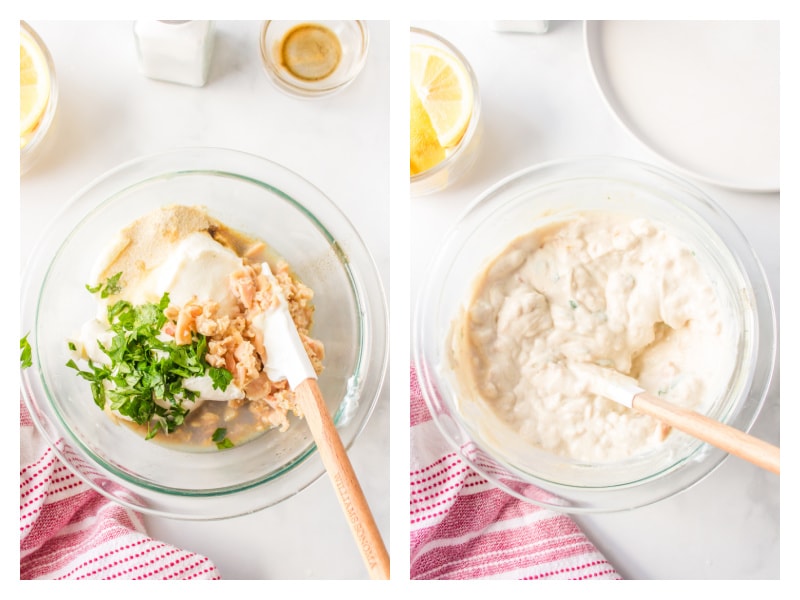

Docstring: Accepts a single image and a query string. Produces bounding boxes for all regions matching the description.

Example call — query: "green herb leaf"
[20,333,32,369]
[569,300,578,310]
[212,427,234,449]
[68,284,235,441]
[86,272,124,298]
[101,272,123,298]
[208,367,233,391]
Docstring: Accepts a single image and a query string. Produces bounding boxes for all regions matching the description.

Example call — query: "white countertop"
[20,20,389,580]
[410,20,780,580]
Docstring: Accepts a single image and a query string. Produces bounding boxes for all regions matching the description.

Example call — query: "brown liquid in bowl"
[278,23,342,82]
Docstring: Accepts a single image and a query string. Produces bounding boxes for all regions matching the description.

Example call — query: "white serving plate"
[585,20,779,192]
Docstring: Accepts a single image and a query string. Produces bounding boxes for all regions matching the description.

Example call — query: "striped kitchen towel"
[20,399,220,580]
[410,365,621,580]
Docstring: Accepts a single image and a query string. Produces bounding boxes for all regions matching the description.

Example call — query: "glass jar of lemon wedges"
[410,27,482,197]
[20,21,58,175]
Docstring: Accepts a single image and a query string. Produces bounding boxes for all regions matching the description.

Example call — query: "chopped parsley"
[20,333,32,369]
[569,300,578,310]
[212,427,234,450]
[67,274,232,441]
[208,366,233,391]
[86,271,123,298]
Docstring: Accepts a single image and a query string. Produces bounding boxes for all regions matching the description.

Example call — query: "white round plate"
[585,20,779,192]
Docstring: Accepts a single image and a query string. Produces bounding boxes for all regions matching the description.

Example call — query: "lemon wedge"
[410,43,474,149]
[20,28,51,139]
[410,83,446,176]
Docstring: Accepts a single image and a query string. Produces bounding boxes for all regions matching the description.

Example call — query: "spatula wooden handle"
[634,391,779,475]
[295,379,390,579]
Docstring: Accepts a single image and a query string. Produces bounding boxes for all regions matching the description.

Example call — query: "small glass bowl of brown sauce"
[260,20,369,98]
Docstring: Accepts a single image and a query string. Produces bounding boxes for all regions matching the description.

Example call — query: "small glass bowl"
[20,147,388,520]
[410,27,482,197]
[20,21,59,176]
[260,20,369,98]
[413,156,776,513]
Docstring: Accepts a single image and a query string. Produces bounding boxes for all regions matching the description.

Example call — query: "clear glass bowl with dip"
[413,155,775,512]
[20,147,388,520]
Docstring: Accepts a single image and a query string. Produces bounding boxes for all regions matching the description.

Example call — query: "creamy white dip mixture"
[450,212,734,462]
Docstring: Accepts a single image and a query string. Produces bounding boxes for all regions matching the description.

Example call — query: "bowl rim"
[412,154,776,513]
[20,146,389,519]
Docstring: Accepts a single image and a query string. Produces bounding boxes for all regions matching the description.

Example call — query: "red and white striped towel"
[20,400,221,580]
[410,366,621,580]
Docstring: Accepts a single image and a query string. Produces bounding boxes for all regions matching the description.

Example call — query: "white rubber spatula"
[573,363,779,475]
[256,262,390,579]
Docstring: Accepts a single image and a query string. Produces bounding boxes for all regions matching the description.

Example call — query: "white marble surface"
[410,20,780,580]
[20,20,389,580]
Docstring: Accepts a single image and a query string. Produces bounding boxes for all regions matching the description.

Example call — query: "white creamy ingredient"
[102,230,245,312]
[452,212,734,462]
[182,375,244,401]
[251,262,317,390]
[151,231,244,313]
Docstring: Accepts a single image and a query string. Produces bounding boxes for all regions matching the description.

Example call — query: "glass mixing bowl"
[20,147,388,519]
[413,155,775,513]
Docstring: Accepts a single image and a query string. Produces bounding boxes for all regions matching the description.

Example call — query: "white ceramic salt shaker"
[134,20,215,87]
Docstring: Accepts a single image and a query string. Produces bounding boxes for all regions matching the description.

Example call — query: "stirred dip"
[449,212,735,462]
[68,205,324,449]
